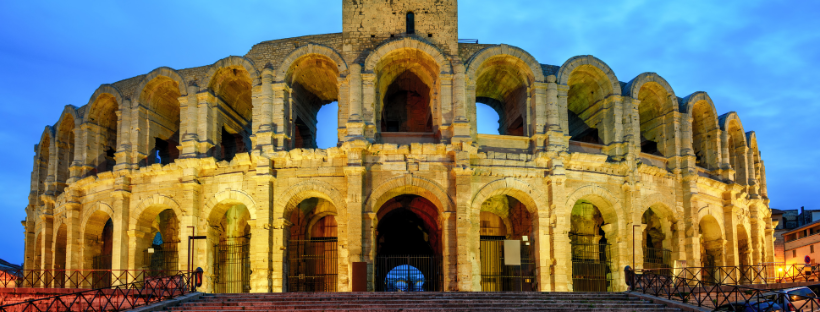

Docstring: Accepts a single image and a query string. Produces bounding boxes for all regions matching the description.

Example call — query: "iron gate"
[213,236,251,293]
[643,247,672,275]
[480,236,536,291]
[287,238,338,292]
[143,242,179,277]
[375,255,442,292]
[570,240,612,292]
[92,254,112,288]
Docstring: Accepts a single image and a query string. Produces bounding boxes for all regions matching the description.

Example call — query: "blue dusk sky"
[0,1,818,264]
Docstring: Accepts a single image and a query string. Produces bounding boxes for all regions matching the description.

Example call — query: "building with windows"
[783,221,820,265]
[24,0,775,293]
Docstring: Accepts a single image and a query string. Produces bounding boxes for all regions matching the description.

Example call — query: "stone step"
[157,292,681,312]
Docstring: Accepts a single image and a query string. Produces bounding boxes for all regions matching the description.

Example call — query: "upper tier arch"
[203,56,260,88]
[681,91,718,118]
[556,55,621,95]
[364,37,451,74]
[82,85,124,124]
[133,67,188,102]
[465,44,545,83]
[275,44,348,82]
[625,72,677,108]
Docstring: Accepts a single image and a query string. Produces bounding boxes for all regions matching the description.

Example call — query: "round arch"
[130,194,183,230]
[470,178,546,217]
[563,185,622,228]
[80,202,115,234]
[203,56,260,87]
[625,72,677,103]
[465,44,545,83]
[719,112,747,140]
[364,175,454,215]
[55,105,80,132]
[364,37,451,74]
[83,85,124,123]
[275,44,348,82]
[274,180,346,221]
[556,55,621,95]
[201,190,258,224]
[133,67,188,101]
[681,91,718,119]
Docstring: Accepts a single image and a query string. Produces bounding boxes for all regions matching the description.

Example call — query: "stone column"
[253,71,275,154]
[361,73,376,142]
[23,217,35,273]
[115,100,133,171]
[735,146,750,185]
[452,151,476,291]
[131,102,150,168]
[765,228,775,263]
[601,224,626,291]
[271,83,290,150]
[545,76,564,153]
[63,204,81,271]
[682,175,701,267]
[250,160,273,292]
[723,204,739,267]
[720,130,734,181]
[533,209,552,291]
[342,146,366,291]
[39,214,54,284]
[111,186,131,272]
[196,91,217,157]
[601,96,626,160]
[557,87,570,144]
[179,85,200,158]
[550,173,571,291]
[178,167,202,272]
[452,63,470,143]
[362,212,376,291]
[634,224,648,271]
[439,73,454,143]
[532,82,548,152]
[345,64,365,141]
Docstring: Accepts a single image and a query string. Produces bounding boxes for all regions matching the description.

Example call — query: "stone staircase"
[158,292,681,311]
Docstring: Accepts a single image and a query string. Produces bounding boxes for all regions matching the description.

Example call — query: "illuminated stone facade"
[24,0,774,293]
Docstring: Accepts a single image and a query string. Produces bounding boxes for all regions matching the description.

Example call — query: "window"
[406,12,415,34]
[812,245,815,253]
[794,250,798,258]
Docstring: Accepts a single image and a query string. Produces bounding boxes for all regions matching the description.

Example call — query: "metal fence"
[0,271,197,312]
[479,237,536,291]
[570,241,612,292]
[143,242,179,278]
[375,255,442,292]
[213,236,250,294]
[287,238,338,292]
[643,247,672,275]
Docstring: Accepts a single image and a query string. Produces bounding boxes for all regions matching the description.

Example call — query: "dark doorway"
[375,195,442,291]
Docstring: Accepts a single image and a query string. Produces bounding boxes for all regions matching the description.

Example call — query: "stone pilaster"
[250,158,273,292]
[342,142,367,291]
[452,150,475,291]
[111,184,131,272]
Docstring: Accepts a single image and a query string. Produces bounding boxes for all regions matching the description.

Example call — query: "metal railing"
[479,237,536,291]
[0,271,197,312]
[376,254,442,292]
[0,269,185,289]
[287,238,338,292]
[634,267,820,311]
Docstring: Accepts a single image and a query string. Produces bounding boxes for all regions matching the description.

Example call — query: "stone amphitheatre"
[24,0,773,294]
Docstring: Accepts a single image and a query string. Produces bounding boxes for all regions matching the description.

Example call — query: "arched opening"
[83,211,113,288]
[375,48,439,143]
[569,200,613,291]
[699,215,723,284]
[691,100,719,169]
[726,120,747,184]
[473,55,532,136]
[475,103,501,135]
[381,72,433,133]
[736,224,752,283]
[286,54,340,149]
[478,195,536,291]
[88,94,119,174]
[285,198,338,292]
[637,82,668,156]
[55,114,75,195]
[209,204,251,293]
[209,66,252,161]
[406,12,415,34]
[136,208,180,277]
[641,208,674,273]
[139,76,181,166]
[54,223,67,287]
[567,65,613,145]
[375,195,442,291]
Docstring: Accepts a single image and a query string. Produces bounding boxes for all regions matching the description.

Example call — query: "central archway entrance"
[478,195,536,291]
[375,195,442,292]
[569,200,613,292]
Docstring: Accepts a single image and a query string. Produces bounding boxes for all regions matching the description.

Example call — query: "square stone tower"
[342,0,458,56]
